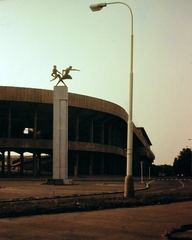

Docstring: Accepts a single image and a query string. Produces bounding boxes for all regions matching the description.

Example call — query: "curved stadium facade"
[0,86,155,177]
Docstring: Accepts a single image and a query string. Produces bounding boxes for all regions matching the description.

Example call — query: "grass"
[0,190,192,218]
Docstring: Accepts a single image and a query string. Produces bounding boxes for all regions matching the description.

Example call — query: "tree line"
[150,147,192,177]
[173,147,192,176]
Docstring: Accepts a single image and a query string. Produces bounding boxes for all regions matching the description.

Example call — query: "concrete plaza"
[0,176,146,200]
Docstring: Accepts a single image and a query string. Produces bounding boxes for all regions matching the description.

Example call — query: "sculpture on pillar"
[50,65,80,86]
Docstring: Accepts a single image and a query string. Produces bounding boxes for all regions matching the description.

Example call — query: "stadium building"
[0,86,155,177]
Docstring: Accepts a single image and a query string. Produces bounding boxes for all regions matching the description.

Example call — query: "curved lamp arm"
[90,2,133,35]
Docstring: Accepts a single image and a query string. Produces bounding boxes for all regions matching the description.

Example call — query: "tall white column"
[53,86,68,181]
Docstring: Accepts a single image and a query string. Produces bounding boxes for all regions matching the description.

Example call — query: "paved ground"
[0,201,192,240]
[0,176,147,200]
[0,176,191,239]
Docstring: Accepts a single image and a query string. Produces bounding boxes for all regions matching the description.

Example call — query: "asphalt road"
[144,177,192,194]
[0,201,192,240]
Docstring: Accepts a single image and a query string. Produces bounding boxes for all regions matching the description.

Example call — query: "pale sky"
[1,0,192,165]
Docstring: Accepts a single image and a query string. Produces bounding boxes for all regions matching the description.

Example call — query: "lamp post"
[140,161,144,183]
[188,139,192,175]
[90,2,134,197]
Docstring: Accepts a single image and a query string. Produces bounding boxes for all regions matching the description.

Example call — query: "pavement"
[0,176,191,239]
[0,176,147,200]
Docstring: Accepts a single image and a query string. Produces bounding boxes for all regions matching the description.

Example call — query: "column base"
[124,175,135,198]
[47,179,64,185]
[64,179,74,185]
[46,179,74,185]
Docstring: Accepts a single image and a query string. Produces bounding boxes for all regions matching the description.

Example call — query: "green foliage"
[173,148,192,176]
[151,164,173,176]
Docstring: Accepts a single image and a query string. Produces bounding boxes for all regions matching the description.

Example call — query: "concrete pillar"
[100,122,104,144]
[33,151,37,176]
[108,123,112,145]
[89,119,93,143]
[33,107,37,139]
[89,154,94,176]
[38,153,41,175]
[8,106,11,138]
[53,86,71,183]
[112,126,116,146]
[140,161,144,183]
[74,152,79,176]
[100,154,104,175]
[109,158,112,175]
[7,151,11,176]
[1,151,5,175]
[149,166,151,179]
[75,115,79,141]
[20,152,24,175]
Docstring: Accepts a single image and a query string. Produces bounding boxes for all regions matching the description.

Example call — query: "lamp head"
[90,3,107,12]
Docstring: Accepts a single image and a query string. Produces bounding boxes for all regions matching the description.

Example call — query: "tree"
[151,164,173,177]
[173,148,191,176]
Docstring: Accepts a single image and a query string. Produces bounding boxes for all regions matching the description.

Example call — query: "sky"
[0,0,192,165]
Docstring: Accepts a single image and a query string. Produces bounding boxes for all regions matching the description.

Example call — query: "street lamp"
[90,2,134,197]
[188,139,192,175]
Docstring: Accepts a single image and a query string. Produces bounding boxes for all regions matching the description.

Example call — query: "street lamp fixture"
[90,2,134,197]
[90,3,107,11]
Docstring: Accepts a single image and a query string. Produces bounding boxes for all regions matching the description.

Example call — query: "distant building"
[0,86,155,176]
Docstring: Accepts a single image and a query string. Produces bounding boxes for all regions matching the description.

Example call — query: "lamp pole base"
[124,175,135,198]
